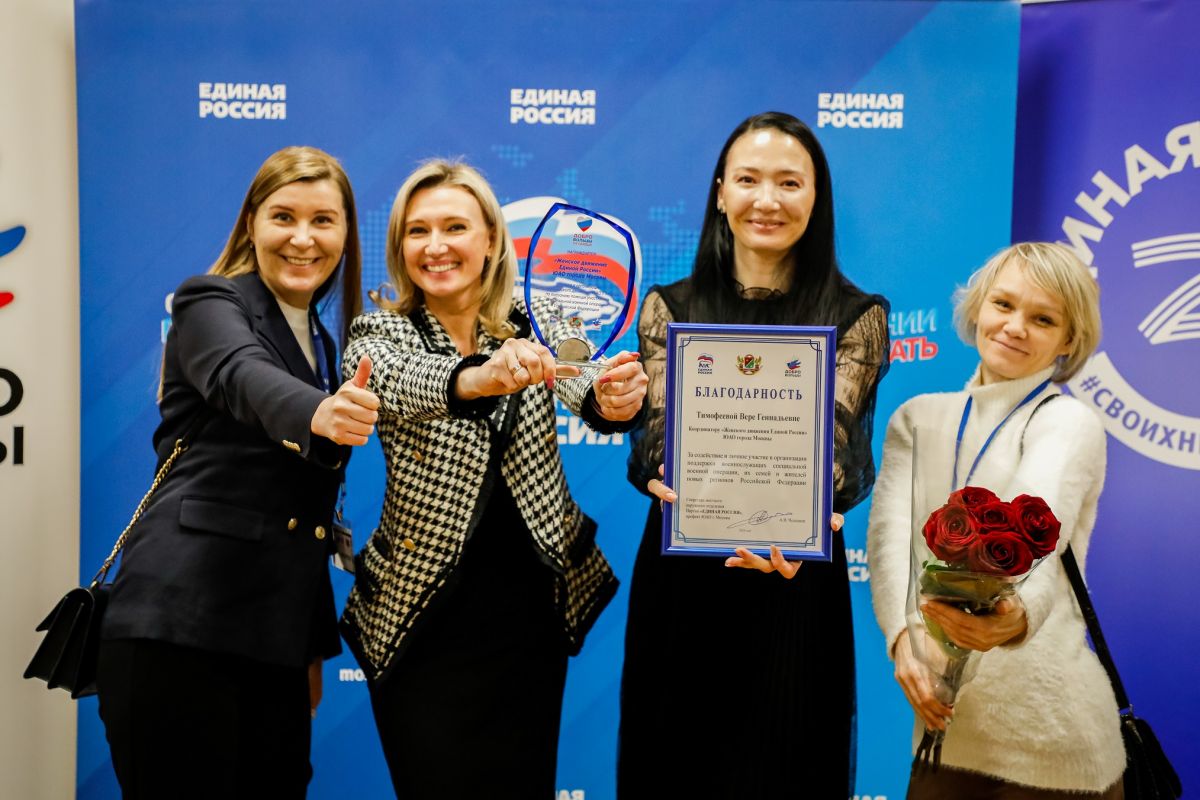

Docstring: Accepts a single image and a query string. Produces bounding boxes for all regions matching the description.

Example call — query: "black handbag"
[1062,546,1182,799]
[23,435,191,698]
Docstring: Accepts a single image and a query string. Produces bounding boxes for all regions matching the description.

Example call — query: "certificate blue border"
[522,201,638,362]
[661,323,837,561]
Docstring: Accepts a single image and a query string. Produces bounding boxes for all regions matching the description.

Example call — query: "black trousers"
[97,638,312,800]
[908,765,1125,800]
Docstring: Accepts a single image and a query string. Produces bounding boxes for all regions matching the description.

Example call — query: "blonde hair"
[953,242,1101,383]
[210,145,362,343]
[377,160,517,340]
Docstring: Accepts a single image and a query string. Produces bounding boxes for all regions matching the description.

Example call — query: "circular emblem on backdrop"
[1064,120,1200,470]
[502,197,642,342]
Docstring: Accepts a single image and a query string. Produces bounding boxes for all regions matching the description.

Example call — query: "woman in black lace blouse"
[619,112,890,798]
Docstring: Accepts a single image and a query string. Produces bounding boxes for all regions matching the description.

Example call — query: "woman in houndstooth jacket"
[339,160,647,798]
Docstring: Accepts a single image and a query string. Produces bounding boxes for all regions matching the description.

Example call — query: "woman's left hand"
[594,351,648,422]
[724,513,844,579]
[920,596,1028,652]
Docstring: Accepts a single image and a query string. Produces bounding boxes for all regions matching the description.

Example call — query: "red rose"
[948,486,1000,511]
[974,500,1020,532]
[1011,494,1061,558]
[967,531,1034,576]
[922,503,980,563]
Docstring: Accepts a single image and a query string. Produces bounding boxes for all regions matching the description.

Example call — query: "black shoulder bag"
[1023,393,1181,798]
[1061,548,1182,799]
[23,432,193,698]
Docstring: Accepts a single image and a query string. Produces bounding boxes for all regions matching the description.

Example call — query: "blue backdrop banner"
[1013,0,1199,791]
[74,2,1019,797]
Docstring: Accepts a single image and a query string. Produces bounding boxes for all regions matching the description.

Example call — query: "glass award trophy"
[522,202,637,371]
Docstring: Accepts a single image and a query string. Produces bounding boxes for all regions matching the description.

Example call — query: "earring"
[716,202,725,214]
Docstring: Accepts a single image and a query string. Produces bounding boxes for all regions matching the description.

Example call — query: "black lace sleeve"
[626,289,673,496]
[832,302,890,512]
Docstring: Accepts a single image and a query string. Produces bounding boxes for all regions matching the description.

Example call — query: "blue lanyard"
[309,314,333,392]
[952,378,1052,489]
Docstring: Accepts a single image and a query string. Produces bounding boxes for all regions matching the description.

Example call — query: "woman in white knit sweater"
[868,242,1125,798]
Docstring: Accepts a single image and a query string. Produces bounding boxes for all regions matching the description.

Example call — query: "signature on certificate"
[727,510,793,528]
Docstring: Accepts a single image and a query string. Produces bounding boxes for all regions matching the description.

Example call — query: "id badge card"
[332,519,355,573]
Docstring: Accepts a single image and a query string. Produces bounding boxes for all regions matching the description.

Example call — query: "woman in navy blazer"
[96,146,379,799]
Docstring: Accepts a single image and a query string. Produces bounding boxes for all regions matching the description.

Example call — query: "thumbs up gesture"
[310,356,380,446]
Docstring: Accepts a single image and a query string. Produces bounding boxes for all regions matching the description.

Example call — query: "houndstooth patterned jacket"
[339,298,626,684]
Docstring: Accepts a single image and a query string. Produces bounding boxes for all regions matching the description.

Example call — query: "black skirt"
[618,503,856,799]
[367,476,567,799]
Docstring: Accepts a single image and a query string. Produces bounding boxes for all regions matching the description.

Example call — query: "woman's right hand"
[893,629,954,732]
[311,356,380,446]
[455,338,578,400]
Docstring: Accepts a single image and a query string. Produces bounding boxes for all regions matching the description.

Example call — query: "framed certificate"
[661,323,836,561]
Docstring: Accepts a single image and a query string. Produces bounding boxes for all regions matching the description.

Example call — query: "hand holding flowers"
[907,485,1061,769]
[920,596,1026,652]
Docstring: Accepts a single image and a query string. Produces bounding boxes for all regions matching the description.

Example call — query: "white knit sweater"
[867,365,1125,791]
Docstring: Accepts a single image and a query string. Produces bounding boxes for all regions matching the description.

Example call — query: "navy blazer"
[103,271,348,668]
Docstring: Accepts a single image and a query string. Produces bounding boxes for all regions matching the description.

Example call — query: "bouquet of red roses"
[920,486,1060,635]
[907,485,1061,768]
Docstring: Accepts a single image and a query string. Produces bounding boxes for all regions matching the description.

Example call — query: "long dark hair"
[691,111,861,326]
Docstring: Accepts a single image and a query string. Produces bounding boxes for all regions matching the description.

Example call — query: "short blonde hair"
[953,242,1101,383]
[378,160,516,340]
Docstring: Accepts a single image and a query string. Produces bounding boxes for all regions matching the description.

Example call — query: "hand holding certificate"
[661,323,836,561]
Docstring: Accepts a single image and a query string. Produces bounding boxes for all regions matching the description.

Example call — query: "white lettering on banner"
[509,88,597,126]
[1060,120,1200,265]
[557,412,624,446]
[339,668,366,682]
[556,792,585,800]
[817,92,904,129]
[1070,354,1199,470]
[1055,120,1200,470]
[846,548,870,583]
[198,82,287,120]
[888,308,937,337]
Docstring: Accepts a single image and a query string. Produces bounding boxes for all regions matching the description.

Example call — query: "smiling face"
[248,179,347,308]
[975,258,1073,384]
[717,127,817,270]
[401,185,494,316]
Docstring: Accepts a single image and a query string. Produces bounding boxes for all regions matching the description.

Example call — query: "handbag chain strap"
[90,435,190,588]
